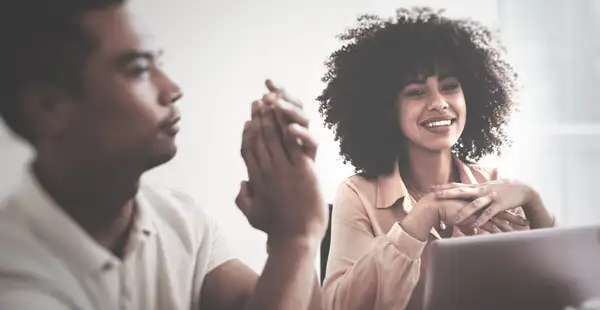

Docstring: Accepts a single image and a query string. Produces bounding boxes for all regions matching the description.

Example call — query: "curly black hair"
[317,7,518,178]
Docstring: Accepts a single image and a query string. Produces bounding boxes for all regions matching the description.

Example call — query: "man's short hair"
[0,0,125,140]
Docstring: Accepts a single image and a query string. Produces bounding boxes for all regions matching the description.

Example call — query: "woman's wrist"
[522,187,555,228]
[400,199,439,242]
[522,185,542,214]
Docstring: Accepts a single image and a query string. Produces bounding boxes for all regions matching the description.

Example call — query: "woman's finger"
[435,186,488,200]
[454,192,496,225]
[494,211,530,227]
[430,182,476,191]
[490,217,515,232]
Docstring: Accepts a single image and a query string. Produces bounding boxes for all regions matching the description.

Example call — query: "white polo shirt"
[0,169,236,310]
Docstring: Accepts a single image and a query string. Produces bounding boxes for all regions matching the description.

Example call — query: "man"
[0,0,327,309]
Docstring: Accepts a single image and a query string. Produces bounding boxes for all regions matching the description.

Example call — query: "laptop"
[423,224,600,310]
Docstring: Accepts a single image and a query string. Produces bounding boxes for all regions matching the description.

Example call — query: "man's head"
[1,0,183,173]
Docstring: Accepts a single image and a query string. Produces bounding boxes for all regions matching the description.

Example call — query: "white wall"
[132,0,502,273]
[1,0,598,274]
[497,0,600,226]
[138,0,503,273]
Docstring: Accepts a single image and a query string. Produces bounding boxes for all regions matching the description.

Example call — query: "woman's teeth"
[425,120,452,128]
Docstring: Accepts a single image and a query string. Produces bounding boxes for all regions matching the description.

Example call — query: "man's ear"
[20,84,77,139]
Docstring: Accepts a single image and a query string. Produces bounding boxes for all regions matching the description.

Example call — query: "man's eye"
[129,66,150,76]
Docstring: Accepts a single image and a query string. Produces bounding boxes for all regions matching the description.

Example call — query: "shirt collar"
[133,186,158,237]
[12,167,158,273]
[375,157,479,212]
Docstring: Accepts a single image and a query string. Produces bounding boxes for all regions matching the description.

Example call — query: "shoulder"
[332,174,381,215]
[138,184,236,272]
[0,199,57,274]
[0,212,52,274]
[465,163,501,182]
[140,184,212,223]
[344,174,378,194]
[138,184,218,245]
[0,207,81,307]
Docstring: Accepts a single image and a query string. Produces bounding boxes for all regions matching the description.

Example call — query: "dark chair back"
[320,203,333,285]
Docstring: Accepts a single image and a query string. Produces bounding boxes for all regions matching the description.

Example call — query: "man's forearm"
[264,243,322,310]
[244,236,322,310]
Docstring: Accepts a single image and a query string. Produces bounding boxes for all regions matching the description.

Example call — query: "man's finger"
[265,79,280,93]
[250,113,271,174]
[235,181,253,217]
[272,98,309,128]
[251,100,263,118]
[260,108,288,168]
[265,79,304,108]
[286,123,318,160]
[241,120,262,181]
[263,89,312,163]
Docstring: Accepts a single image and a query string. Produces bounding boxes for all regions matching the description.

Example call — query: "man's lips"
[164,116,181,128]
[161,116,181,135]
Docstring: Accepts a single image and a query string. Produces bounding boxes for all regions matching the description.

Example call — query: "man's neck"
[403,146,454,194]
[32,155,141,255]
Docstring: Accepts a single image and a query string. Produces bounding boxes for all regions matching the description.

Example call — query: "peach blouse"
[321,159,526,310]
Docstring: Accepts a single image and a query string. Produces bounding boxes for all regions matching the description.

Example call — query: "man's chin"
[144,145,178,171]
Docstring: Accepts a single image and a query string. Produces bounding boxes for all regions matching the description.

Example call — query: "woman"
[317,7,555,310]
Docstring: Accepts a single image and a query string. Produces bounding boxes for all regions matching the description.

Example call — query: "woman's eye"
[442,83,460,91]
[406,89,425,97]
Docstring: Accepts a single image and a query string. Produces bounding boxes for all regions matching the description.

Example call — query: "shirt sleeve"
[0,288,70,310]
[168,188,237,273]
[321,182,425,310]
[205,216,237,272]
[189,202,239,310]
